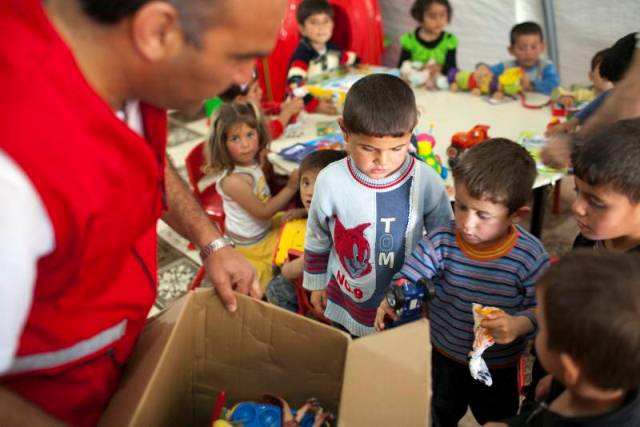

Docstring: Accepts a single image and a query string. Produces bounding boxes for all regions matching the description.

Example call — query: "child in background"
[287,0,359,115]
[486,251,640,427]
[204,102,300,290]
[547,33,636,136]
[266,150,347,312]
[303,74,452,337]
[490,21,560,95]
[376,139,550,426]
[398,0,457,76]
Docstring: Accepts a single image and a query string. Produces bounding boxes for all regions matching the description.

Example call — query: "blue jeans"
[265,274,298,312]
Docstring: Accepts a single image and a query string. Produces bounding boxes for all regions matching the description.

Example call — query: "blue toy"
[224,395,332,427]
[384,277,436,328]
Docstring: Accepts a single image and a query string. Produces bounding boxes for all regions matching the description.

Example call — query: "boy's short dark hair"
[572,118,640,204]
[590,48,609,72]
[452,138,536,214]
[510,21,544,46]
[600,33,637,83]
[300,149,347,176]
[538,250,640,391]
[296,0,334,26]
[342,74,417,137]
[410,0,452,23]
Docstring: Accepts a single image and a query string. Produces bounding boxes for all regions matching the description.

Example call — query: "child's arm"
[573,90,610,125]
[302,178,333,292]
[281,256,304,281]
[220,170,299,221]
[397,48,412,68]
[531,62,560,95]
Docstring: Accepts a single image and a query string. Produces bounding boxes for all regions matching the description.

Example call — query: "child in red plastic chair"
[204,102,301,291]
[286,0,359,115]
[265,149,347,313]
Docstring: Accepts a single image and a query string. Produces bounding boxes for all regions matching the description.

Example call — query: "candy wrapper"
[469,303,504,386]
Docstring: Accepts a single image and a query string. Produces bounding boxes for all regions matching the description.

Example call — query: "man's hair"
[342,74,417,137]
[299,149,346,176]
[590,48,609,72]
[452,138,536,214]
[77,0,216,46]
[600,33,637,83]
[509,21,544,46]
[410,0,452,23]
[296,0,333,26]
[538,250,640,391]
[204,101,270,174]
[572,118,640,204]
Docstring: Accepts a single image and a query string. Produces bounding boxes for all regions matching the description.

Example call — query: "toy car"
[384,277,436,328]
[446,124,490,168]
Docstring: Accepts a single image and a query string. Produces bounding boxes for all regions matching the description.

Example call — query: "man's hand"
[540,133,572,169]
[374,298,398,332]
[480,313,533,345]
[310,290,327,313]
[203,246,260,312]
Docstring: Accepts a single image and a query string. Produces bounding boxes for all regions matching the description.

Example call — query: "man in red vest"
[0,0,286,425]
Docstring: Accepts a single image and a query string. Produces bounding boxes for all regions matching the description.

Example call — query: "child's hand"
[286,169,300,190]
[545,120,578,137]
[279,97,304,125]
[535,374,553,401]
[521,72,532,91]
[480,312,532,344]
[374,298,398,332]
[310,290,327,313]
[281,208,306,223]
[316,98,338,115]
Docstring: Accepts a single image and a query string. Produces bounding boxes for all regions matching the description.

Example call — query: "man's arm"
[162,160,259,311]
[0,387,65,427]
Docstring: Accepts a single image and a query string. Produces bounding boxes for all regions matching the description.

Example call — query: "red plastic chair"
[257,0,384,102]
[185,142,225,233]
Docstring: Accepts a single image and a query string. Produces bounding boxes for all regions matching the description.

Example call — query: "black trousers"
[431,349,520,426]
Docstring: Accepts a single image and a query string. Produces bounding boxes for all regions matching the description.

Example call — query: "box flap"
[338,320,431,426]
[100,292,195,427]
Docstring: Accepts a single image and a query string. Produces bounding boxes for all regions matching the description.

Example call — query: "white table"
[267,89,563,237]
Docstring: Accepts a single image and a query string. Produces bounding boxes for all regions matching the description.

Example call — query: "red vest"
[1,2,166,425]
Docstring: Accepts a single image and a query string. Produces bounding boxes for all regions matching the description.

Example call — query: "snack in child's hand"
[469,303,504,386]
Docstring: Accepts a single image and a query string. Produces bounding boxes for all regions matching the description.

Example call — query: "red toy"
[446,125,491,168]
[257,0,384,103]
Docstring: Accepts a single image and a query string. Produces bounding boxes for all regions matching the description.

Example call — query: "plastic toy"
[384,277,435,328]
[446,66,497,96]
[273,218,307,267]
[494,67,523,99]
[446,125,491,168]
[414,131,448,179]
[400,59,444,90]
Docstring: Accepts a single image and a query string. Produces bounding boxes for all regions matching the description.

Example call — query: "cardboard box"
[100,289,431,426]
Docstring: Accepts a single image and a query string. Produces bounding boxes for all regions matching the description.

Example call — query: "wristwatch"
[199,236,235,262]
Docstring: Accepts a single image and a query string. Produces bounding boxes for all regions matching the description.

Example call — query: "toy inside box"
[100,289,431,427]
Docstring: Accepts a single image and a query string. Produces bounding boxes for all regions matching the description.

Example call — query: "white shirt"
[0,101,143,373]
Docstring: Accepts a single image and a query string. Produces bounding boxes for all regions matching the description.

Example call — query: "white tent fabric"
[380,0,639,86]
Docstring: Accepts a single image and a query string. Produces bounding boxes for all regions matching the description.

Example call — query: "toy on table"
[469,304,505,387]
[550,85,595,117]
[279,133,344,163]
[414,127,448,179]
[384,277,435,329]
[315,120,340,136]
[400,59,447,90]
[446,124,491,168]
[446,66,497,96]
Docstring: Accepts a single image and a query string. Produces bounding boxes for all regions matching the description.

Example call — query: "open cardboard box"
[100,289,431,426]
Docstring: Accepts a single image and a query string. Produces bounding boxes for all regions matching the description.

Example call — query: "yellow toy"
[272,218,307,267]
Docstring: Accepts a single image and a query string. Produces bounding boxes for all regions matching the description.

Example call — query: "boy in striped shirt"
[376,138,550,426]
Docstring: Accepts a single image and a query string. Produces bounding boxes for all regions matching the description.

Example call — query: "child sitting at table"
[303,73,452,337]
[286,0,359,115]
[204,101,300,291]
[266,149,347,312]
[490,21,560,95]
[398,0,458,82]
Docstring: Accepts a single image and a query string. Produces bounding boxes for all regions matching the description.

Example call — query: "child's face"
[300,168,321,211]
[300,13,334,47]
[572,177,640,242]
[589,63,614,94]
[509,34,545,69]
[225,121,260,166]
[344,132,411,180]
[421,3,449,37]
[454,182,524,248]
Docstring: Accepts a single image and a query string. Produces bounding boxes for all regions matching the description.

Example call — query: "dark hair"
[571,118,640,204]
[538,250,640,391]
[452,138,536,213]
[299,149,347,176]
[510,21,544,46]
[410,0,452,23]
[296,0,334,26]
[600,33,637,83]
[590,48,609,72]
[342,74,417,137]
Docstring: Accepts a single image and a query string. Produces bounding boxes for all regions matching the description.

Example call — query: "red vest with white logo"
[0,2,166,425]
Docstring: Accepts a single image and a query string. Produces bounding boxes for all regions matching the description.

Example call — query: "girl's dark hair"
[204,102,270,174]
[600,33,637,83]
[410,0,452,23]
